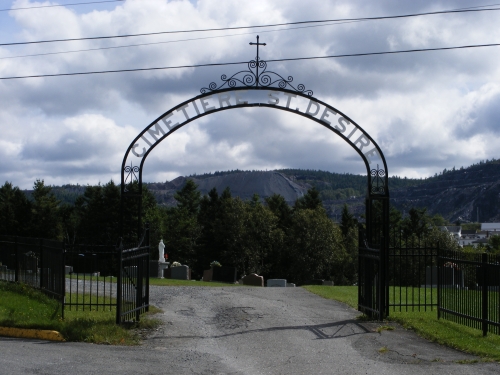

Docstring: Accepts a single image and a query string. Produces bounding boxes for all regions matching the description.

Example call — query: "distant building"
[440,224,500,248]
[439,226,461,240]
[481,223,500,233]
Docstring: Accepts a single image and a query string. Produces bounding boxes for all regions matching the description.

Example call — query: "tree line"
[0,178,478,284]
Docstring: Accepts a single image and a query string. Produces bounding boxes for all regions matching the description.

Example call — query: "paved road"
[1,286,499,374]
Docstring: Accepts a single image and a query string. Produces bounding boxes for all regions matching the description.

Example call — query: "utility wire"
[0,7,499,47]
[0,20,362,60]
[1,42,499,80]
[0,0,124,12]
[2,3,499,60]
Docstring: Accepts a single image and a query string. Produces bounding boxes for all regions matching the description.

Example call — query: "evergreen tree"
[285,207,346,284]
[196,187,221,273]
[265,193,292,229]
[242,195,282,276]
[339,204,358,284]
[402,207,430,237]
[163,180,201,274]
[294,187,323,210]
[0,182,31,236]
[30,179,62,240]
[340,204,357,238]
[174,179,201,215]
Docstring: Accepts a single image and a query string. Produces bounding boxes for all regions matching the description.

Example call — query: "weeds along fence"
[438,249,500,336]
[0,233,150,323]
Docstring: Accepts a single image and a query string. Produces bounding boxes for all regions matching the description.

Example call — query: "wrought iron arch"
[120,43,390,318]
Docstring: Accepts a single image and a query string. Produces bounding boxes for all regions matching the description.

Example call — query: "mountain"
[26,159,500,223]
[390,161,500,223]
[145,171,309,206]
[145,161,500,223]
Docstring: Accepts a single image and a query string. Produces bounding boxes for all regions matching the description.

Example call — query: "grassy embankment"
[303,285,500,362]
[0,277,241,344]
[0,281,161,345]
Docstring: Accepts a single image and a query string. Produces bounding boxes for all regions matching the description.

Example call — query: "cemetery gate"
[120,36,390,319]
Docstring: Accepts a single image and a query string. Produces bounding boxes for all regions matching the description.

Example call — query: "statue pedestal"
[150,261,170,278]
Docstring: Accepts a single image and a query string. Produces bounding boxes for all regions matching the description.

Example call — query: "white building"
[481,223,500,232]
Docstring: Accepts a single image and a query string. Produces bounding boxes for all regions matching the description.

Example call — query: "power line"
[1,42,499,80]
[0,7,499,47]
[0,20,362,60]
[2,3,499,61]
[0,0,124,12]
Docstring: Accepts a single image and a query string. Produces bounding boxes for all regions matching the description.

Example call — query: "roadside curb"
[0,327,65,342]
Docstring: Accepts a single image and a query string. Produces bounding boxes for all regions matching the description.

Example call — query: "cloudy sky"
[1,0,499,189]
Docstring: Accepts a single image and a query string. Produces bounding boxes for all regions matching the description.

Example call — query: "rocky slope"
[390,162,500,223]
[147,171,310,206]
[34,160,500,223]
[146,162,500,223]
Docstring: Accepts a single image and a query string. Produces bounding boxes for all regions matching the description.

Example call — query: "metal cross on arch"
[249,35,266,86]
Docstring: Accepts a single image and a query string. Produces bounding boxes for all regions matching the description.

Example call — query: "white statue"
[158,239,165,262]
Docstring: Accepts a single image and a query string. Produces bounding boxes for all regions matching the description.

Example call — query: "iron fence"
[388,230,438,312]
[0,235,65,316]
[116,227,150,324]
[0,232,151,324]
[438,249,500,336]
[64,243,118,312]
[358,229,386,320]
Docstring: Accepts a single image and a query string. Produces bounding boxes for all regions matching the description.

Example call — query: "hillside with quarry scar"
[35,160,500,223]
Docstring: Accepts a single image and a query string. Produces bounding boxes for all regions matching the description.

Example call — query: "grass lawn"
[66,275,241,287]
[303,285,500,362]
[0,281,161,345]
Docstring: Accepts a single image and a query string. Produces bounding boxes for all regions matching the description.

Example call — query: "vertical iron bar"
[14,237,19,282]
[380,235,386,320]
[62,245,66,319]
[437,244,441,320]
[116,239,123,325]
[136,254,142,322]
[145,224,150,313]
[39,239,44,289]
[482,252,488,336]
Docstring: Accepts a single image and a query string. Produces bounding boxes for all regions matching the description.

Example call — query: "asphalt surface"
[1,285,499,374]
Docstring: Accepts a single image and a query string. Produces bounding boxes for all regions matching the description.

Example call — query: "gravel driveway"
[1,285,499,374]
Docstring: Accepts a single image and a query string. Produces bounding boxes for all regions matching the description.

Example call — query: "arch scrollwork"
[200,58,313,96]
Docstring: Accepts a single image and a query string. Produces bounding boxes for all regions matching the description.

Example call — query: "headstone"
[163,268,171,278]
[267,279,286,287]
[425,266,437,287]
[476,266,500,288]
[322,281,334,286]
[286,283,296,287]
[242,273,264,287]
[212,266,237,283]
[442,267,464,288]
[203,268,213,282]
[171,265,190,280]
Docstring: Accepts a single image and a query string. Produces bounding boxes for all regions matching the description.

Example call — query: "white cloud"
[0,0,499,188]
